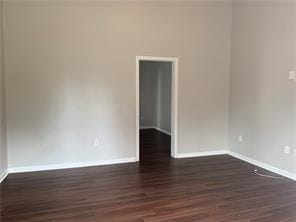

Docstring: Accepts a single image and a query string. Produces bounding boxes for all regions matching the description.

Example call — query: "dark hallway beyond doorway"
[140,129,171,163]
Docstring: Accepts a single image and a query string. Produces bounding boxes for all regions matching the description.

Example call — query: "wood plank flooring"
[1,129,296,221]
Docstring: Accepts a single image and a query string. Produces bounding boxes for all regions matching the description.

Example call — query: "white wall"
[140,61,157,128]
[140,61,172,134]
[4,1,231,168]
[0,0,7,179]
[2,1,296,177]
[155,62,172,134]
[229,1,296,173]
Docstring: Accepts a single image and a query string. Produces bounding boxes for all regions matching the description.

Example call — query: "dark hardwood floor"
[1,129,296,221]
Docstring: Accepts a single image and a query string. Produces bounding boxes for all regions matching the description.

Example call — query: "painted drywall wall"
[4,1,231,168]
[0,0,7,178]
[229,1,296,173]
[140,61,172,134]
[155,62,172,134]
[294,2,296,162]
[140,61,157,128]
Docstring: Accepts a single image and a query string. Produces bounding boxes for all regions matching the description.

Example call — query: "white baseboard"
[176,150,227,158]
[0,170,8,183]
[140,126,155,129]
[140,126,171,136]
[154,127,171,136]
[4,150,296,182]
[228,151,296,181]
[176,150,296,181]
[8,157,137,174]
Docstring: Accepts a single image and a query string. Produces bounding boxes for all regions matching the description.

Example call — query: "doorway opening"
[136,56,178,162]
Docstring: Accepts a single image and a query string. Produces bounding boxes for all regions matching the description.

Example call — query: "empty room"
[0,0,296,221]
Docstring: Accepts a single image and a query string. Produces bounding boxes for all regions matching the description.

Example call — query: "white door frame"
[136,56,178,161]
